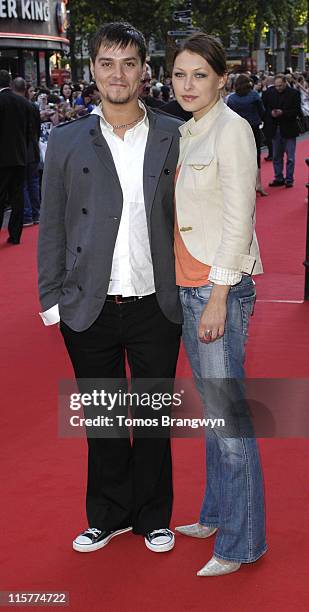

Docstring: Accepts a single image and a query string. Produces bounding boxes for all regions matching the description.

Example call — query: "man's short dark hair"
[0,69,11,88]
[90,21,147,65]
[12,77,26,94]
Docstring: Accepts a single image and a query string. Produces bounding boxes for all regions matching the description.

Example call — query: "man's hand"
[198,284,230,343]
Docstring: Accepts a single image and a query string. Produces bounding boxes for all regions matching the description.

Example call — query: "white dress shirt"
[40,102,155,325]
[93,102,155,296]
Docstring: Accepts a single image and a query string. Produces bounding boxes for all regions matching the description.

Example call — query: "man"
[0,70,30,244]
[263,73,301,187]
[38,23,182,554]
[12,77,41,226]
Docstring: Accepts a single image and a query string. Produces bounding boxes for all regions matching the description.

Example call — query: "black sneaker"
[144,529,175,553]
[285,181,293,188]
[269,179,285,187]
[73,526,132,552]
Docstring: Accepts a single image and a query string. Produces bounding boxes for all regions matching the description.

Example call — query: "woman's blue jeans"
[179,276,267,563]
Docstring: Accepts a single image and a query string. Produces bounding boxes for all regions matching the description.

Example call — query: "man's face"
[275,78,287,93]
[90,43,145,105]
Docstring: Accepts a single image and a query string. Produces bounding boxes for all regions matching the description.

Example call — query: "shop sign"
[0,0,50,22]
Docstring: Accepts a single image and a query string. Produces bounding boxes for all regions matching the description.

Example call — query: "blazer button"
[82,208,88,214]
[83,167,89,174]
[77,246,82,253]
[77,285,82,291]
[89,129,96,136]
[164,168,171,175]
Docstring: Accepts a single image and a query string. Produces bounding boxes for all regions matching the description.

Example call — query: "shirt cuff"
[209,266,242,286]
[39,304,60,326]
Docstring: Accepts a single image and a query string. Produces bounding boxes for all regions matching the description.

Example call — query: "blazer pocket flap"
[65,247,77,271]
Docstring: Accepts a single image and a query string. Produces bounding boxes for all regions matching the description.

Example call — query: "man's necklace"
[111,113,144,129]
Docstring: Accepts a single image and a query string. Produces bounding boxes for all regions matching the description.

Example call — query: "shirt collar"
[179,96,225,138]
[91,99,148,131]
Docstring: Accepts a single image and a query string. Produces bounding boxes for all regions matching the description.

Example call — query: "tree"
[67,0,308,79]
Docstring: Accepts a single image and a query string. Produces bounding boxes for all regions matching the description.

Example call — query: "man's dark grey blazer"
[38,108,183,331]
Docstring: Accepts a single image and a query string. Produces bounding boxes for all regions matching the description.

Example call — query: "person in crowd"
[0,70,30,244]
[60,82,74,108]
[263,73,302,187]
[26,83,37,102]
[296,75,309,131]
[11,77,41,226]
[254,80,263,95]
[38,93,60,169]
[261,76,275,160]
[74,84,96,113]
[171,33,267,576]
[38,22,183,555]
[150,86,164,107]
[227,74,268,195]
[161,84,171,103]
[139,79,164,109]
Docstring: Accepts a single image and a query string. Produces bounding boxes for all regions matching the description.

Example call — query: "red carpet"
[1,138,309,611]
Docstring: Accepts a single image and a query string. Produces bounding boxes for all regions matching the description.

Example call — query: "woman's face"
[27,86,35,100]
[62,84,71,98]
[172,50,226,120]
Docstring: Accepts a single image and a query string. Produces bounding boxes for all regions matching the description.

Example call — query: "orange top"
[174,166,211,287]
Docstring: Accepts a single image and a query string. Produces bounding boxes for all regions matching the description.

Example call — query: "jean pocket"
[238,294,256,335]
[195,284,214,301]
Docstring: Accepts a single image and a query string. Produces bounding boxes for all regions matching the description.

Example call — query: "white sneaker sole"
[144,537,175,553]
[73,526,132,553]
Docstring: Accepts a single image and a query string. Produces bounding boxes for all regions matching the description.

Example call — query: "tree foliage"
[67,0,308,78]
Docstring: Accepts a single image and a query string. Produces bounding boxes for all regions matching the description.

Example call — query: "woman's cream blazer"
[175,97,263,275]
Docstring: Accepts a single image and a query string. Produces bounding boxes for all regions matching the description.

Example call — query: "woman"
[60,82,74,108]
[227,74,267,195]
[172,33,267,576]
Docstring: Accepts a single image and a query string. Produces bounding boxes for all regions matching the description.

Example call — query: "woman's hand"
[198,284,230,343]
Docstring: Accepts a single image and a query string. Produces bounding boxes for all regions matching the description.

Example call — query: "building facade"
[0,0,69,85]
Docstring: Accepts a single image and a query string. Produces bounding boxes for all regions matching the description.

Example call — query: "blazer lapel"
[89,115,119,182]
[143,110,173,217]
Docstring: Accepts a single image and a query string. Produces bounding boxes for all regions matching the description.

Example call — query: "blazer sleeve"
[214,117,257,272]
[37,126,67,311]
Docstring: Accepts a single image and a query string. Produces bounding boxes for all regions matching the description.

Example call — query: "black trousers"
[0,166,25,242]
[60,294,181,535]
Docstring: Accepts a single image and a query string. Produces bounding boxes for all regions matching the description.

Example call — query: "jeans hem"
[213,545,267,564]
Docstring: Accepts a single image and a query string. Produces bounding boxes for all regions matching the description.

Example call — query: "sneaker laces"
[85,528,102,536]
[149,528,172,539]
